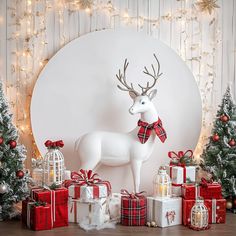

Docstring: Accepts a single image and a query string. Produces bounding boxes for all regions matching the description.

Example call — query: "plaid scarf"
[137,118,167,144]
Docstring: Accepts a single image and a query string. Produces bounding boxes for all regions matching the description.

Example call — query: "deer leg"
[131,160,142,193]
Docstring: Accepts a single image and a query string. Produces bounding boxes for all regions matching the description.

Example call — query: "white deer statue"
[75,54,167,193]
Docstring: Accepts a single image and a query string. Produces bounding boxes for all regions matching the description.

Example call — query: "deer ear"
[148,89,157,100]
[129,91,137,100]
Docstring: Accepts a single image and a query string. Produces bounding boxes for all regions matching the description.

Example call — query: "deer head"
[116,54,162,115]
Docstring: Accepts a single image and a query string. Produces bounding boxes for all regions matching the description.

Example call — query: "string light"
[5,0,220,164]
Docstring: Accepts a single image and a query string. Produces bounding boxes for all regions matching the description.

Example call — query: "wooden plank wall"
[0,0,235,167]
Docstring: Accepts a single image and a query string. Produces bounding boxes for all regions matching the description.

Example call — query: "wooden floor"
[0,213,235,236]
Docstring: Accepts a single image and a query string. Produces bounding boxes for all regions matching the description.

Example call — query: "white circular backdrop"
[31,29,202,193]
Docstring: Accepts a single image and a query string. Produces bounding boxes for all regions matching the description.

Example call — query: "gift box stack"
[64,169,112,229]
[165,150,226,227]
[22,140,69,231]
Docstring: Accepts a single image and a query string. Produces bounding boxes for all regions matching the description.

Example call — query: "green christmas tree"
[201,86,236,198]
[0,80,29,220]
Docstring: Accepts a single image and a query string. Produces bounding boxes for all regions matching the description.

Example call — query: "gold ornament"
[195,0,220,15]
[226,200,233,210]
[77,0,93,10]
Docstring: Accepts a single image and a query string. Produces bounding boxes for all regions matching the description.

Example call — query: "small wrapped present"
[166,150,196,186]
[108,193,122,222]
[182,178,222,200]
[30,187,68,228]
[147,197,182,227]
[65,170,111,202]
[22,199,52,231]
[120,190,147,226]
[68,197,109,226]
[183,198,226,225]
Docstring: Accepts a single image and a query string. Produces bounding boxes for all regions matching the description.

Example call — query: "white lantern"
[32,158,43,187]
[43,140,65,187]
[190,199,209,230]
[153,166,172,198]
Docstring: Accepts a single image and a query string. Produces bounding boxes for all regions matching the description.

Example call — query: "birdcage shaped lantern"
[43,140,65,187]
[153,166,172,198]
[190,199,209,230]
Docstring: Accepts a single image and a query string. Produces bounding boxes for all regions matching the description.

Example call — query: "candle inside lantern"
[49,169,54,180]
[159,184,167,196]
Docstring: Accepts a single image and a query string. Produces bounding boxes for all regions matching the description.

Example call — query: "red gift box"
[30,187,68,228]
[182,183,222,200]
[121,190,147,226]
[183,198,226,225]
[22,199,52,231]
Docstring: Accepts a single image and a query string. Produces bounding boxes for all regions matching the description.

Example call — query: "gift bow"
[71,169,101,185]
[168,150,193,165]
[200,177,213,188]
[44,140,64,148]
[121,189,146,199]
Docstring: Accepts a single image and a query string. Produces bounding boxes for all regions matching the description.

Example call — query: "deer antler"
[116,59,140,96]
[139,54,162,95]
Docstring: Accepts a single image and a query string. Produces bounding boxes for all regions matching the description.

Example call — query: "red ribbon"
[200,177,213,188]
[121,189,146,199]
[168,150,193,164]
[71,169,101,185]
[44,140,64,148]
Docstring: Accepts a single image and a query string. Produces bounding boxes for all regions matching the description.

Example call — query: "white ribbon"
[212,199,216,223]
[27,202,35,228]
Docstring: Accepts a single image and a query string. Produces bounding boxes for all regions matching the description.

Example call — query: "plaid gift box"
[120,190,147,226]
[22,199,53,231]
[30,187,68,228]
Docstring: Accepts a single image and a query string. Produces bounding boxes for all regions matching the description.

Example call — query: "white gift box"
[68,184,109,202]
[147,197,182,227]
[68,197,109,226]
[108,193,121,222]
[165,165,196,185]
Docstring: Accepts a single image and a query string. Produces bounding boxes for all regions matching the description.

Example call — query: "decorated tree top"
[0,80,29,220]
[201,86,236,198]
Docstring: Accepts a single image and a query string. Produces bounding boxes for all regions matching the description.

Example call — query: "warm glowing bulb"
[85,8,91,13]
[28,0,32,5]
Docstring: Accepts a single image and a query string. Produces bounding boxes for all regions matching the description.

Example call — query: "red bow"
[44,140,64,148]
[168,150,193,164]
[137,118,167,144]
[200,177,213,188]
[121,189,146,199]
[71,169,101,185]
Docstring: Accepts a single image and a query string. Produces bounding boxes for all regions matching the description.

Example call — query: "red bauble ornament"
[212,134,220,142]
[0,137,4,145]
[9,140,17,149]
[16,170,24,179]
[229,139,236,147]
[220,114,229,122]
[233,198,236,207]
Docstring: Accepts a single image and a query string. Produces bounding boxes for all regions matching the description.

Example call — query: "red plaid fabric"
[30,188,68,228]
[121,196,147,226]
[137,118,167,144]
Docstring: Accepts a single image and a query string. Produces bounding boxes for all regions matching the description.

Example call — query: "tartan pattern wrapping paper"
[22,199,53,231]
[30,187,68,228]
[183,198,226,225]
[182,183,222,200]
[137,118,167,144]
[121,195,147,226]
